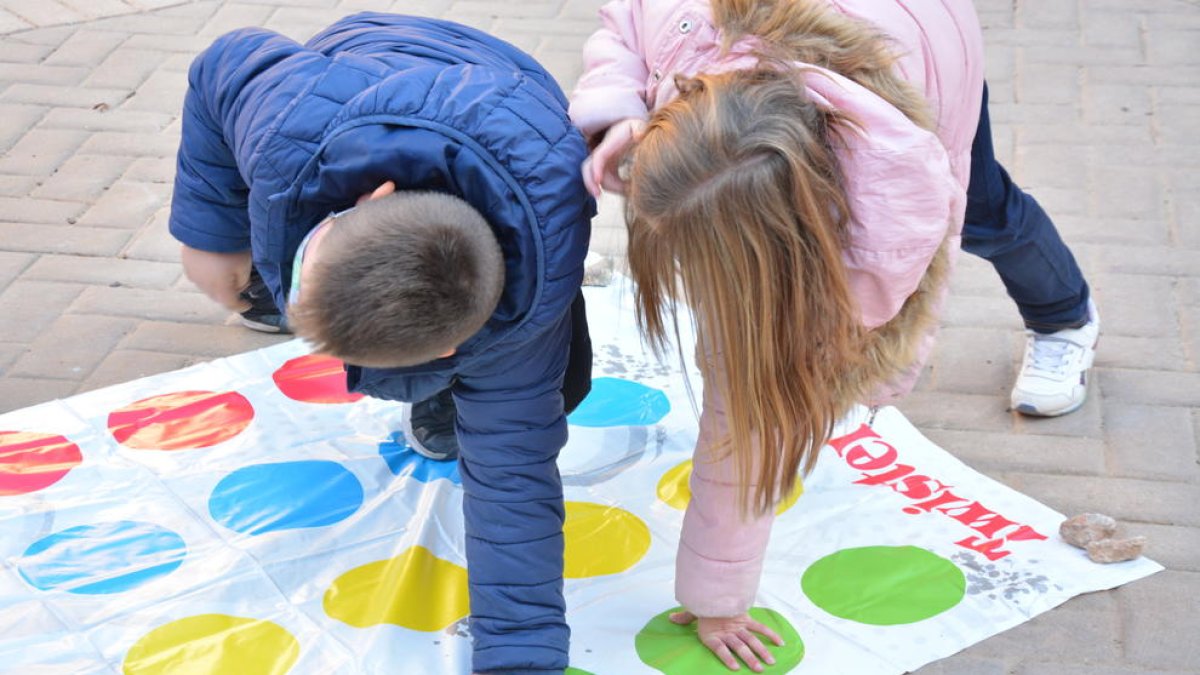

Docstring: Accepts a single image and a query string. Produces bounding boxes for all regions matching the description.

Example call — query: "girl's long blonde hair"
[627,0,943,515]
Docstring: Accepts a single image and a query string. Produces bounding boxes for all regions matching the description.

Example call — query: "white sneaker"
[1011,299,1099,417]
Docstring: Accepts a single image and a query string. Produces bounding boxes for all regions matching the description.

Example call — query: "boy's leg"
[963,84,1098,417]
[561,291,594,414]
[238,265,290,334]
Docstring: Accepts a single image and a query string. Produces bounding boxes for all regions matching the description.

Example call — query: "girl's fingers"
[736,629,776,667]
[723,635,763,673]
[748,620,785,647]
[581,158,600,197]
[701,635,741,671]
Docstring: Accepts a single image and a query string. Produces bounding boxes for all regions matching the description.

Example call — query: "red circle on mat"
[108,390,255,450]
[272,354,363,404]
[0,431,83,496]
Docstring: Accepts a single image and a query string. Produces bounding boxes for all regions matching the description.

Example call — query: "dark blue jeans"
[963,84,1090,333]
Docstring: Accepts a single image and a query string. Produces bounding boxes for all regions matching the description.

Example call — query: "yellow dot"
[123,614,298,675]
[656,460,804,515]
[323,546,469,631]
[563,501,651,578]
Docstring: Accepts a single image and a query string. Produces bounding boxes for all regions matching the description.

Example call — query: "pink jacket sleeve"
[675,367,777,617]
[569,0,653,138]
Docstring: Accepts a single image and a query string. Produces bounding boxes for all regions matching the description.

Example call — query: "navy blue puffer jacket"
[169,13,593,674]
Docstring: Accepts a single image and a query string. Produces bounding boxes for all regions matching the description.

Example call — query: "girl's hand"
[582,118,647,197]
[669,610,785,672]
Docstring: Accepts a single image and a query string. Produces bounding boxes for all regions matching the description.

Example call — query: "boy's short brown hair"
[290,191,505,368]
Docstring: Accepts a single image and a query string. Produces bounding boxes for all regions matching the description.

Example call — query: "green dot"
[802,546,965,625]
[634,606,804,674]
[565,668,594,675]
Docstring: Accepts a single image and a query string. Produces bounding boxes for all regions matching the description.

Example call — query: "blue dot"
[209,460,364,535]
[567,377,671,427]
[378,432,462,484]
[19,521,186,594]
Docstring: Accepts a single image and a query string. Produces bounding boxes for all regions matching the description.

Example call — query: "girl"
[570,0,983,671]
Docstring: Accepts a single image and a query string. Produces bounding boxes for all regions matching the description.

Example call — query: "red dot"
[272,354,364,405]
[108,390,255,450]
[0,431,83,496]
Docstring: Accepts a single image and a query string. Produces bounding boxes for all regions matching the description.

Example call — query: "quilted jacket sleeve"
[451,309,575,674]
[169,28,301,252]
[569,0,652,139]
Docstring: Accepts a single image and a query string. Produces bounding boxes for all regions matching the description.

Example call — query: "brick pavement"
[0,0,1197,672]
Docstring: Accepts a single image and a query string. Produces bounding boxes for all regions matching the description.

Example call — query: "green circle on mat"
[565,668,594,675]
[802,545,965,625]
[635,606,804,674]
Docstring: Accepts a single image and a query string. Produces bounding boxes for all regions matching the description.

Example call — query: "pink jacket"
[571,0,983,616]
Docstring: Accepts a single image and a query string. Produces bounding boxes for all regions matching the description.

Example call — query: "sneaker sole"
[240,317,288,334]
[399,404,457,461]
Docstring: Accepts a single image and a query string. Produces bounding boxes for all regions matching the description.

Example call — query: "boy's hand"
[669,610,784,673]
[180,244,252,312]
[582,118,646,197]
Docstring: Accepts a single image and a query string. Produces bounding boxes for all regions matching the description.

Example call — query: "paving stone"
[0,280,85,342]
[0,341,23,374]
[78,130,179,158]
[196,2,276,37]
[0,127,88,176]
[922,428,1107,477]
[0,196,85,224]
[69,285,226,323]
[22,254,179,288]
[2,0,86,28]
[1098,368,1200,408]
[77,348,201,393]
[0,38,53,62]
[0,62,88,86]
[42,29,127,65]
[925,326,1014,397]
[1105,403,1200,482]
[1128,523,1200,573]
[121,320,289,357]
[1095,335,1188,372]
[0,102,45,152]
[0,174,38,196]
[7,313,134,380]
[0,376,77,413]
[912,654,1010,675]
[1010,377,1105,439]
[1017,663,1194,675]
[75,179,170,228]
[83,47,169,90]
[1018,0,1080,28]
[940,294,1024,330]
[1119,571,1200,670]
[0,221,131,256]
[31,153,134,201]
[1083,12,1145,48]
[1014,143,1088,191]
[0,251,34,290]
[1089,166,1166,221]
[0,83,131,109]
[0,7,32,34]
[895,391,1015,434]
[121,68,188,114]
[1086,273,1180,339]
[39,107,173,133]
[120,208,178,261]
[122,155,175,183]
[998,473,1200,527]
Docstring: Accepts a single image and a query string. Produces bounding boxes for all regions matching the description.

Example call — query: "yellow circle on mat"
[123,614,299,675]
[324,545,469,631]
[563,501,651,578]
[656,460,804,514]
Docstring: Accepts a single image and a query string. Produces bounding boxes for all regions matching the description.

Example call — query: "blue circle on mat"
[209,460,364,535]
[19,520,187,594]
[567,377,671,427]
[378,432,462,484]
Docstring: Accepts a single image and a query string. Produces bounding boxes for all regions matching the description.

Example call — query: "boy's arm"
[452,315,575,674]
[169,28,303,253]
[569,0,652,140]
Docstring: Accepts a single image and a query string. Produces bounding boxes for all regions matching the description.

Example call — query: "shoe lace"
[1024,335,1081,377]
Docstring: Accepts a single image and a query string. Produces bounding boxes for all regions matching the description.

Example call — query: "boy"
[170,13,594,674]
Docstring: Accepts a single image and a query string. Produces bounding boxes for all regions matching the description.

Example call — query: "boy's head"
[288,191,505,368]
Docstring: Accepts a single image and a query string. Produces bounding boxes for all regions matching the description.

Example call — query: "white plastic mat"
[0,279,1161,674]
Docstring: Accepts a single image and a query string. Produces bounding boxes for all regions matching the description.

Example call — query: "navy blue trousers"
[962,84,1090,333]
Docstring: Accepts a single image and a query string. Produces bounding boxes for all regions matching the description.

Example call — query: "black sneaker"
[401,388,460,461]
[239,267,290,334]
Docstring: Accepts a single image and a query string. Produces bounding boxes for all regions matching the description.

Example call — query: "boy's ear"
[358,181,396,204]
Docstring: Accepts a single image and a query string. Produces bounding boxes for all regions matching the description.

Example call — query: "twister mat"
[0,279,1161,674]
